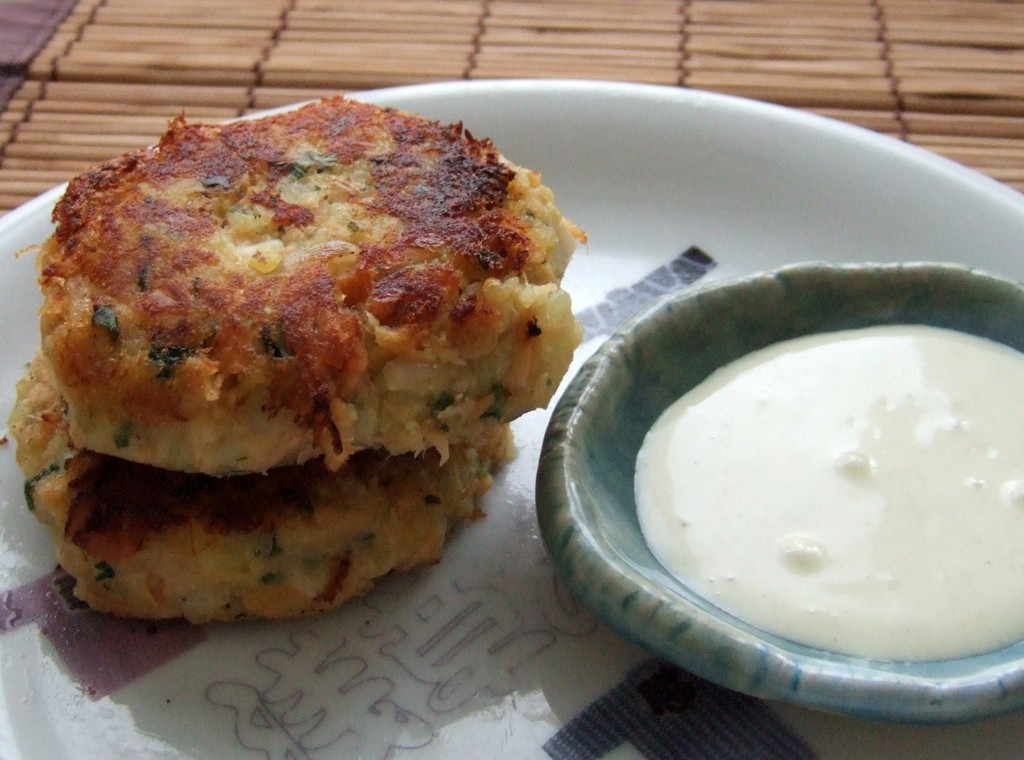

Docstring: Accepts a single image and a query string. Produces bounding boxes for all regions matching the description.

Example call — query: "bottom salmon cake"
[9,353,513,623]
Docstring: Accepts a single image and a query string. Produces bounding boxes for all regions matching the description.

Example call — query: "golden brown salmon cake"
[38,96,582,475]
[10,353,513,622]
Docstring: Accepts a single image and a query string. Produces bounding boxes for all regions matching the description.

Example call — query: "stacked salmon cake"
[9,97,583,622]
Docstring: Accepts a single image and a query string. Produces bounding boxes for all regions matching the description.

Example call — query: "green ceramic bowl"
[536,261,1024,723]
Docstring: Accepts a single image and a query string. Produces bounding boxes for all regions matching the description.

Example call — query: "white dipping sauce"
[635,324,1024,660]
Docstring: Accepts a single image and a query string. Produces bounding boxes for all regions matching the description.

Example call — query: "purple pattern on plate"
[0,0,77,68]
[207,629,434,760]
[0,75,19,111]
[544,659,817,760]
[0,0,77,112]
[0,567,207,699]
[575,246,715,342]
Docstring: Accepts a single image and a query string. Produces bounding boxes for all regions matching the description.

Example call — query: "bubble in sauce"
[778,534,827,574]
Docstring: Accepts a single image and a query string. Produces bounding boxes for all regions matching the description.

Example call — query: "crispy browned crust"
[10,352,513,622]
[38,96,577,472]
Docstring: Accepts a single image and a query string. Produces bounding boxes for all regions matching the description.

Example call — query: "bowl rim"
[536,260,1024,723]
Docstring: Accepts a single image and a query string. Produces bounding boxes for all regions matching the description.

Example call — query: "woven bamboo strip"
[472,28,680,51]
[473,45,679,65]
[0,175,69,198]
[484,2,680,34]
[0,169,75,185]
[902,95,1024,119]
[482,58,670,85]
[688,77,895,111]
[285,17,477,33]
[471,49,680,84]
[74,29,269,48]
[93,2,283,12]
[247,87,347,112]
[888,27,1024,48]
[4,141,144,164]
[688,1,877,29]
[485,0,675,4]
[264,61,471,81]
[89,8,286,28]
[43,32,265,86]
[260,70,460,90]
[887,27,1023,48]
[891,46,1024,72]
[262,58,471,89]
[12,98,239,118]
[271,41,471,61]
[808,108,901,135]
[685,72,888,114]
[13,127,162,149]
[484,11,677,27]
[14,112,180,133]
[283,19,478,36]
[911,136,1024,159]
[689,55,887,78]
[101,0,285,9]
[38,81,252,109]
[483,16,678,34]
[279,29,476,44]
[885,0,1024,14]
[686,37,881,60]
[921,156,1024,181]
[904,112,1024,139]
[489,1,678,19]
[53,50,265,71]
[288,0,481,15]
[99,0,283,8]
[897,72,1024,100]
[1,156,107,173]
[0,193,55,210]
[78,15,281,30]
[51,61,258,87]
[470,65,679,86]
[287,3,481,26]
[689,22,877,41]
[885,3,1024,27]
[477,1,682,82]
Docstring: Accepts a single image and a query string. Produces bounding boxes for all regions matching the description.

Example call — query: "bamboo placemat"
[0,0,1022,215]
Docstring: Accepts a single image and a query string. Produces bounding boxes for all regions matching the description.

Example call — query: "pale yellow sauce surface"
[635,325,1024,660]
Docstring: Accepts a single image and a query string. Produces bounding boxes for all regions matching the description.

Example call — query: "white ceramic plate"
[2,80,1024,759]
